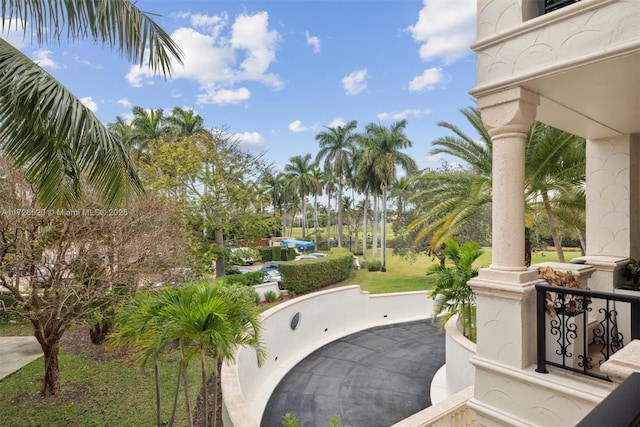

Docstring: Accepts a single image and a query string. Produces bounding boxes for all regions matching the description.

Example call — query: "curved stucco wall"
[222,285,433,426]
[444,316,477,397]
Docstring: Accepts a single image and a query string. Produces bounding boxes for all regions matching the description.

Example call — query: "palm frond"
[0,38,142,206]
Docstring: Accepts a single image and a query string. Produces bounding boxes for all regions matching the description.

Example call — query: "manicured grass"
[0,325,202,427]
[342,248,582,295]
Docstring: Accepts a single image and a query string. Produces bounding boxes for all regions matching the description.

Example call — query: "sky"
[6,0,478,173]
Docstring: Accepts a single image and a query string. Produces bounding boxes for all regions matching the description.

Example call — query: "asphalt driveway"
[261,320,445,427]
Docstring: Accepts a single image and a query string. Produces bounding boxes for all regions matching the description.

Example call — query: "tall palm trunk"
[326,189,332,246]
[200,348,209,427]
[169,364,182,427]
[362,188,369,263]
[381,184,387,272]
[182,355,194,427]
[337,179,344,247]
[155,363,163,427]
[372,195,378,262]
[542,191,565,262]
[301,193,307,239]
[313,193,319,247]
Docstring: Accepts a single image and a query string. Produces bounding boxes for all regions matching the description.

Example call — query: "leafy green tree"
[0,0,182,207]
[142,128,271,276]
[316,120,358,247]
[427,238,483,341]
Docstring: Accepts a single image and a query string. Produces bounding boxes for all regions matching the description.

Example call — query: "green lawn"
[342,248,582,294]
[0,324,201,427]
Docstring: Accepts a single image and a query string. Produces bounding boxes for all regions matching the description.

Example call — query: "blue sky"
[7,0,478,173]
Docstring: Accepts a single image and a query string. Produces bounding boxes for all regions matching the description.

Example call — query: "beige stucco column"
[479,87,538,271]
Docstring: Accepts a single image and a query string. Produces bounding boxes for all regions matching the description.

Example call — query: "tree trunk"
[576,227,586,256]
[89,319,110,344]
[201,349,209,427]
[301,193,307,240]
[212,358,222,427]
[313,194,319,247]
[169,363,182,427]
[183,359,194,427]
[41,339,61,396]
[155,363,163,427]
[214,218,225,278]
[337,179,343,247]
[372,195,378,262]
[326,190,332,247]
[362,189,369,263]
[381,185,387,272]
[542,191,565,263]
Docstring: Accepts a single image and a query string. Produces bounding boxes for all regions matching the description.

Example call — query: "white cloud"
[408,67,444,92]
[288,120,310,133]
[125,11,282,105]
[197,87,251,105]
[327,118,347,128]
[342,69,368,95]
[32,49,59,70]
[234,131,265,152]
[377,109,432,120]
[2,19,29,48]
[171,89,183,98]
[80,96,98,113]
[306,31,321,53]
[117,98,132,109]
[408,0,476,64]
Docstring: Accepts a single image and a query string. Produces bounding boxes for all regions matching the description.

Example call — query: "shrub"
[0,293,19,322]
[366,261,382,271]
[272,246,282,262]
[257,247,273,262]
[279,248,352,294]
[264,291,277,303]
[220,271,264,287]
[216,282,260,305]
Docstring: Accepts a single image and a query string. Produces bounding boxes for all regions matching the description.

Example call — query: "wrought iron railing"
[535,283,640,381]
[539,0,582,15]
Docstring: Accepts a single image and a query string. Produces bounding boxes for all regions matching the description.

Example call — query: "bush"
[366,261,382,271]
[216,282,260,305]
[257,247,273,262]
[279,248,352,294]
[272,246,282,262]
[220,271,264,287]
[264,290,277,303]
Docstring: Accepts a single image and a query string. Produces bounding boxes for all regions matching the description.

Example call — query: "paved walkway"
[261,320,445,427]
[0,336,42,381]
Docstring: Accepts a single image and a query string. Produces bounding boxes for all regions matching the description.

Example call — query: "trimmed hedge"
[257,247,273,262]
[278,248,353,294]
[219,271,264,287]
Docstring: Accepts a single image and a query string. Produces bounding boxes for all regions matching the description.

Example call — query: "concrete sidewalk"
[0,336,42,381]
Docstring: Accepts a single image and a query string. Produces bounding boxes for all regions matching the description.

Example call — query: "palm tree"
[315,120,358,247]
[166,106,206,137]
[361,120,417,271]
[427,238,483,341]
[285,154,318,240]
[408,107,585,261]
[109,290,177,427]
[131,106,167,162]
[0,1,182,207]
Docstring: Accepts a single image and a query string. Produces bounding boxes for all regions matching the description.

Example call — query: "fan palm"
[0,0,182,207]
